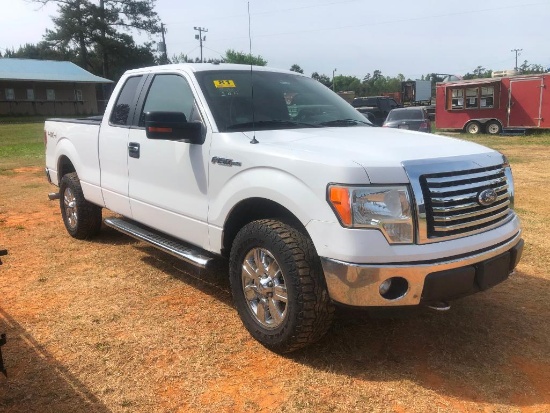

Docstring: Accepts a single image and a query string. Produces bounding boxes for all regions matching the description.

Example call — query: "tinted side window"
[110,76,142,126]
[365,98,377,106]
[139,74,195,126]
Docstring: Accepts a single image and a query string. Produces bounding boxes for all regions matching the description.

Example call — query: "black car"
[351,96,401,126]
[382,107,432,132]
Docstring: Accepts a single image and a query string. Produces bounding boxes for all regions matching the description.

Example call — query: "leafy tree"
[224,49,267,66]
[41,0,92,69]
[359,70,402,96]
[518,60,546,74]
[90,34,156,81]
[333,75,361,93]
[34,0,162,79]
[463,66,492,80]
[1,42,75,61]
[290,64,304,74]
[311,72,332,88]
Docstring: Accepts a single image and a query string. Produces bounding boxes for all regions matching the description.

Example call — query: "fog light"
[379,279,392,295]
[379,277,409,300]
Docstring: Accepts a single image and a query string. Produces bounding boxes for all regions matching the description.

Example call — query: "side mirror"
[144,111,203,144]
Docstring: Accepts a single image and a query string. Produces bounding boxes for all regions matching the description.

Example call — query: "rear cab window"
[109,75,144,126]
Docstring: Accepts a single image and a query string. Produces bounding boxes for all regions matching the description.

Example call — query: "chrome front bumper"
[321,231,523,307]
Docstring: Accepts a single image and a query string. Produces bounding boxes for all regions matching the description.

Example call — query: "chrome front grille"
[420,165,511,239]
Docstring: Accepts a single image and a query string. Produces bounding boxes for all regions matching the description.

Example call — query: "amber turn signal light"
[329,186,352,226]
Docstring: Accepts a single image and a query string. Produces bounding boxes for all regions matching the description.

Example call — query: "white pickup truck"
[45,64,523,352]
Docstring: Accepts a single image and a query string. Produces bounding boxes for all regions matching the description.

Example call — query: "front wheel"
[59,172,102,239]
[229,219,334,353]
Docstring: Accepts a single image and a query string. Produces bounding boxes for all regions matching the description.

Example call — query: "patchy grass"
[0,124,549,412]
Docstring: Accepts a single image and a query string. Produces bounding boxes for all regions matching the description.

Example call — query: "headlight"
[328,185,414,244]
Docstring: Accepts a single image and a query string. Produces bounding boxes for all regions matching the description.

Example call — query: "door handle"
[128,142,140,159]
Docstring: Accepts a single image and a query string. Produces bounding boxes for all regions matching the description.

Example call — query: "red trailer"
[435,74,549,134]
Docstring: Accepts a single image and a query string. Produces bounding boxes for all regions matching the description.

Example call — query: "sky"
[1,0,549,80]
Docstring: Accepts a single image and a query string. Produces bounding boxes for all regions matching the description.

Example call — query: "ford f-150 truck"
[45,64,523,353]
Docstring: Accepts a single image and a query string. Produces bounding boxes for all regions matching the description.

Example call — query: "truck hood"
[244,126,496,183]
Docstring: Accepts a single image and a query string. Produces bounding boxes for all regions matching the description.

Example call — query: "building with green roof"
[0,58,113,116]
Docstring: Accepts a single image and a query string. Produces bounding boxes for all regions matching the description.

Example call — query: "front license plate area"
[475,252,511,290]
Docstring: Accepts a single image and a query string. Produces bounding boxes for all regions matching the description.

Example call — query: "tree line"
[0,0,547,95]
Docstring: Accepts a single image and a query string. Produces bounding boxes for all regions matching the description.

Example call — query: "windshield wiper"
[319,119,372,127]
[226,120,321,130]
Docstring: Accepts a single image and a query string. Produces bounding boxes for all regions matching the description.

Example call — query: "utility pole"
[159,23,168,64]
[332,68,337,91]
[511,48,522,71]
[194,27,208,63]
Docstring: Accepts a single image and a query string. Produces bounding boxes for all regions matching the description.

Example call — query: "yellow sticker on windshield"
[213,80,236,88]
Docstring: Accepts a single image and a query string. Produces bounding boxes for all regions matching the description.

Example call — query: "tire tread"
[229,219,334,353]
[60,172,102,239]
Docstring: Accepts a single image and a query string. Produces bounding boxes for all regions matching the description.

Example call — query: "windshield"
[195,70,372,132]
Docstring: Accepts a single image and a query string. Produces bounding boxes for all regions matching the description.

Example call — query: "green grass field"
[0,123,45,170]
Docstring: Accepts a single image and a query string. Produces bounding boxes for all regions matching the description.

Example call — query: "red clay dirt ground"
[1,146,549,412]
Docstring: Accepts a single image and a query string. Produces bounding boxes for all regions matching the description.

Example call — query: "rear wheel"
[59,172,102,239]
[485,120,502,135]
[465,121,482,134]
[229,219,334,353]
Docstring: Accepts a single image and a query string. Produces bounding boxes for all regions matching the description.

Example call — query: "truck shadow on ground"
[135,245,549,409]
[136,244,233,307]
[0,309,111,413]
[292,269,550,408]
[94,230,549,409]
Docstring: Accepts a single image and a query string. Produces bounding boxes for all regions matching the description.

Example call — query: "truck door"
[99,75,146,216]
[127,73,210,249]
[508,77,543,127]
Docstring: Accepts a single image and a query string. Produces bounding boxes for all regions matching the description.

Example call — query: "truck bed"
[46,115,103,125]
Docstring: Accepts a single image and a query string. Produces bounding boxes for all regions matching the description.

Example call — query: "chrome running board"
[104,217,215,268]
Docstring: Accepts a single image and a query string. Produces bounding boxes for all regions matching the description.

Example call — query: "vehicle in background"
[401,80,432,105]
[435,73,550,134]
[383,107,432,132]
[351,96,401,125]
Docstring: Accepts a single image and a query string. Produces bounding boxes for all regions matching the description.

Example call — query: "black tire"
[229,219,334,353]
[465,121,482,135]
[485,120,502,135]
[59,172,102,239]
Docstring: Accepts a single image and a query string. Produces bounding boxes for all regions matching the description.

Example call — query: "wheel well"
[222,198,305,258]
[57,156,76,181]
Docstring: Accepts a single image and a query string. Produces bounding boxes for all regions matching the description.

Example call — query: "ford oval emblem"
[478,188,498,206]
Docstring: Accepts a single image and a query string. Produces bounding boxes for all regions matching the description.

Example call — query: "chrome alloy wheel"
[241,248,288,329]
[63,187,78,229]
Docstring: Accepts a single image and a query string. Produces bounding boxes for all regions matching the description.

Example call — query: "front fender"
[209,167,336,229]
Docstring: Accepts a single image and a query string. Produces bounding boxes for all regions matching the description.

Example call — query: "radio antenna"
[248,1,258,144]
